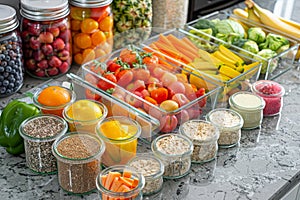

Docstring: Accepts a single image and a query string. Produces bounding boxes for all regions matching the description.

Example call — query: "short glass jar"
[229,91,265,129]
[19,114,68,174]
[206,108,244,148]
[151,133,193,179]
[179,120,219,163]
[0,5,24,97]
[251,80,285,116]
[127,154,164,196]
[96,165,145,200]
[96,116,141,167]
[52,132,105,194]
[69,0,113,65]
[63,99,108,134]
[20,0,72,79]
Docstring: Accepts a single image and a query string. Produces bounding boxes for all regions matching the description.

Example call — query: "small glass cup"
[52,132,105,194]
[63,99,108,134]
[19,114,68,174]
[206,108,244,148]
[96,116,141,167]
[127,154,164,196]
[179,120,219,164]
[96,165,145,200]
[151,133,193,179]
[251,80,285,116]
[32,86,76,117]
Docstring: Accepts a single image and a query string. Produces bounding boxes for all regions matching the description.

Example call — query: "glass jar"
[251,80,285,116]
[96,116,141,167]
[0,5,24,97]
[52,132,105,194]
[69,0,113,65]
[151,133,193,179]
[179,120,219,163]
[63,99,108,134]
[206,108,244,148]
[19,114,68,174]
[96,165,145,200]
[152,0,188,29]
[229,91,265,129]
[127,154,164,196]
[20,0,72,79]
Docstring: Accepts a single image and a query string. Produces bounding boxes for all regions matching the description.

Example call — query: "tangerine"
[99,16,113,32]
[81,18,99,33]
[37,86,71,107]
[75,33,92,49]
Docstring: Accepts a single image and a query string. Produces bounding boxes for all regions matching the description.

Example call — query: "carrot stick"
[123,171,132,178]
[117,184,131,192]
[119,177,134,188]
[102,175,107,186]
[158,34,177,51]
[166,34,199,56]
[182,37,199,52]
[105,172,121,190]
[110,177,124,192]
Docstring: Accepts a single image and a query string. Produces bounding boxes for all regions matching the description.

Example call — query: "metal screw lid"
[0,5,19,34]
[20,0,70,21]
[69,0,112,8]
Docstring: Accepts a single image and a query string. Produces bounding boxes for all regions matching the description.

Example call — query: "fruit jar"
[20,0,72,79]
[69,0,113,65]
[251,80,285,116]
[96,116,141,167]
[0,5,24,97]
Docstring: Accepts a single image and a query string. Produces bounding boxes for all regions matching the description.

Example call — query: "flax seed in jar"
[20,0,72,79]
[179,120,219,163]
[69,0,113,65]
[0,5,24,97]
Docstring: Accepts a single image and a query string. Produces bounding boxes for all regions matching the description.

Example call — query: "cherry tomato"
[85,89,101,101]
[97,73,117,91]
[115,69,134,87]
[143,54,159,64]
[107,60,121,72]
[150,87,168,104]
[132,68,150,82]
[119,49,137,66]
[196,88,207,107]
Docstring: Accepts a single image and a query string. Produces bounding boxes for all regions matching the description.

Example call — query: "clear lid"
[69,0,112,8]
[20,0,70,21]
[0,5,18,34]
[229,91,265,111]
[251,80,285,98]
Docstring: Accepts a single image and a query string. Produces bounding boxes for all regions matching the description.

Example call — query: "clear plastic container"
[127,154,164,196]
[96,116,141,167]
[251,80,285,116]
[151,133,193,179]
[206,108,244,148]
[63,99,108,133]
[20,0,72,79]
[52,132,105,194]
[32,85,76,117]
[96,165,145,200]
[229,91,265,129]
[0,5,24,97]
[179,120,219,163]
[19,114,68,174]
[69,0,113,65]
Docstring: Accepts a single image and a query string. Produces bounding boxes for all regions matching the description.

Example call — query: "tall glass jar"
[0,5,24,97]
[20,0,72,79]
[69,0,113,65]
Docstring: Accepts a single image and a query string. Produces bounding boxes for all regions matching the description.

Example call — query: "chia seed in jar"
[151,134,193,179]
[19,114,68,174]
[128,154,164,196]
[206,108,244,148]
[179,120,219,163]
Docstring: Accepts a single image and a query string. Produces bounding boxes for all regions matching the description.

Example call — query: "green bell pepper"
[0,100,40,155]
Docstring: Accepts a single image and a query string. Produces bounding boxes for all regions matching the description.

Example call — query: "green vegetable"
[276,44,290,54]
[258,41,269,50]
[215,19,245,38]
[248,27,266,43]
[265,33,289,51]
[189,28,213,41]
[0,100,40,155]
[233,39,259,58]
[254,49,278,74]
[194,19,217,36]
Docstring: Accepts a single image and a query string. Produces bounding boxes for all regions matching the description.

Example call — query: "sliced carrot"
[158,34,177,51]
[119,177,134,188]
[102,175,107,186]
[105,172,121,190]
[123,171,132,178]
[182,37,199,52]
[166,34,198,55]
[110,177,124,192]
[117,184,131,192]
[131,178,139,189]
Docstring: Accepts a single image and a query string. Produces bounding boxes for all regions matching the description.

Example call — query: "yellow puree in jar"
[233,93,262,109]
[66,100,102,121]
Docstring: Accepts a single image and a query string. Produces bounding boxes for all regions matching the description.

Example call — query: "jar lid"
[251,80,285,98]
[20,0,70,21]
[0,5,19,34]
[229,91,265,111]
[206,108,244,129]
[69,0,112,8]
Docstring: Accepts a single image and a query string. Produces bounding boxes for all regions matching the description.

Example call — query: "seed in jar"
[182,121,216,141]
[129,158,160,176]
[208,110,241,127]
[156,135,190,155]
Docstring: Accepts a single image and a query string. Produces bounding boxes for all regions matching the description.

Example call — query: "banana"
[248,7,261,23]
[212,51,237,68]
[219,65,241,79]
[233,8,248,18]
[219,45,244,66]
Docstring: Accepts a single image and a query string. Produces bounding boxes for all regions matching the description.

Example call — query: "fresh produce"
[254,49,278,74]
[247,27,265,43]
[0,100,40,155]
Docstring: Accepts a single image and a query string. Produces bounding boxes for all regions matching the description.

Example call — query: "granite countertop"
[1,1,300,200]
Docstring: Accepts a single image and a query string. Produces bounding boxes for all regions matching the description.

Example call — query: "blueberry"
[0,54,4,60]
[3,50,8,55]
[3,41,8,45]
[8,74,14,81]
[3,72,9,78]
[8,60,15,66]
[0,75,4,81]
[11,69,16,74]
[1,61,7,67]
[8,83,14,89]
[6,44,12,49]
[6,89,12,94]
[6,66,12,73]
[3,80,9,86]
[5,56,10,61]
[0,82,2,86]
[0,87,6,94]
[0,66,4,72]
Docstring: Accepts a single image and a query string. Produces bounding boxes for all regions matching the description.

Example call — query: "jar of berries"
[0,4,24,97]
[69,0,113,65]
[20,0,72,79]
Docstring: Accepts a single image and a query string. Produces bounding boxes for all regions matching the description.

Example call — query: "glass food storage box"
[185,11,299,80]
[75,44,221,142]
[141,29,261,106]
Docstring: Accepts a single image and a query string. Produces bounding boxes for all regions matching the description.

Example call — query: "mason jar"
[69,0,113,65]
[0,4,24,97]
[20,0,72,79]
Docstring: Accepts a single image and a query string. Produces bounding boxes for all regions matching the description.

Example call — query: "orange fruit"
[91,30,106,46]
[82,48,96,62]
[94,48,106,58]
[99,16,113,32]
[71,19,81,31]
[81,18,99,33]
[75,33,92,49]
[37,86,71,107]
[74,53,83,64]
